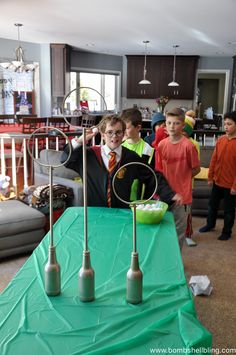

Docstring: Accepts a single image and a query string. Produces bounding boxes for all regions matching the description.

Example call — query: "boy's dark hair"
[99,114,126,133]
[224,111,236,123]
[120,108,142,127]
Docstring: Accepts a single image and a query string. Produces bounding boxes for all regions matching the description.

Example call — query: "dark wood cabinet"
[175,56,199,99]
[158,56,174,97]
[126,55,199,100]
[51,44,71,97]
[126,56,158,98]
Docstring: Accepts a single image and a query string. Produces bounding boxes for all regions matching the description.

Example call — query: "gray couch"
[0,200,46,259]
[34,149,83,206]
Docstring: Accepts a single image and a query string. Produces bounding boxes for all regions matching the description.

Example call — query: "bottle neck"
[48,246,57,264]
[82,250,91,269]
[131,252,140,271]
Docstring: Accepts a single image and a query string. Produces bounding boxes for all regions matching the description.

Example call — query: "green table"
[0,207,212,354]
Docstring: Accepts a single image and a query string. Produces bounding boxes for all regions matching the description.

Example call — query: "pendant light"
[138,40,151,85]
[168,45,179,87]
[0,24,38,72]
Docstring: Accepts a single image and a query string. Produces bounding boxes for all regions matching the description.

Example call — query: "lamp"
[168,45,179,87]
[0,24,38,72]
[138,40,151,85]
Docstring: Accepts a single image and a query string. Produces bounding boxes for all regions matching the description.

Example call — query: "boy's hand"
[230,188,236,195]
[208,180,213,186]
[172,193,183,205]
[76,128,97,145]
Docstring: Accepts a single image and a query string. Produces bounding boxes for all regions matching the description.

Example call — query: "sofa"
[192,146,225,216]
[34,149,83,206]
[0,200,46,259]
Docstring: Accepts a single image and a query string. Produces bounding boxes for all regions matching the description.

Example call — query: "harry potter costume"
[62,145,175,209]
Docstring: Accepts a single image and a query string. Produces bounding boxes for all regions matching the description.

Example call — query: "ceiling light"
[0,23,38,72]
[139,40,151,85]
[168,45,179,87]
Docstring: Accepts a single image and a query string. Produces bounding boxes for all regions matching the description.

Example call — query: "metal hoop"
[112,162,158,206]
[27,126,72,168]
[62,86,108,129]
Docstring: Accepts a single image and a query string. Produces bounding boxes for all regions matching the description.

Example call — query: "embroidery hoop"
[112,161,158,206]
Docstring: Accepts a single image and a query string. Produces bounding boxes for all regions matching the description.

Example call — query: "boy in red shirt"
[199,111,236,240]
[158,108,200,249]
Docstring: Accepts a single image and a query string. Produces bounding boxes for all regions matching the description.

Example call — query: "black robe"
[61,145,175,208]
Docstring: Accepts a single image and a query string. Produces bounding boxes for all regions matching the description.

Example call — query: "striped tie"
[107,151,116,207]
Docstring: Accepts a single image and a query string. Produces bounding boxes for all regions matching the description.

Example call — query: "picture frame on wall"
[13,91,35,115]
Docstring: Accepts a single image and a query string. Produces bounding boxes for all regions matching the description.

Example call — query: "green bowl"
[131,200,168,224]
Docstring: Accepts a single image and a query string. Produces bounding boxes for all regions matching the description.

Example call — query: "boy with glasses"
[62,114,182,208]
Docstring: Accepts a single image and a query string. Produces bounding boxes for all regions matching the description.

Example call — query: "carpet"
[183,216,236,350]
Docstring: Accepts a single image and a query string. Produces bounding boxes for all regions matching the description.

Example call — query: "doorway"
[196,69,230,119]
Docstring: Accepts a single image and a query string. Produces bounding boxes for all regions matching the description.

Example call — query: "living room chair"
[48,117,70,132]
[0,115,16,125]
[21,117,47,134]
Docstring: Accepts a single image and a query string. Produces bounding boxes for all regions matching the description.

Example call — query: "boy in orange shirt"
[199,111,236,240]
[158,108,200,249]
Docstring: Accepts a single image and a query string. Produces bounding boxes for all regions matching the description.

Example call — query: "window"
[0,68,34,114]
[70,71,120,113]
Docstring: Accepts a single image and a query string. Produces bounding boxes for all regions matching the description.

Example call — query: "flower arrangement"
[155,96,169,112]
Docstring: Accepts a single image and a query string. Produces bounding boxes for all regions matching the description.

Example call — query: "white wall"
[39,44,51,117]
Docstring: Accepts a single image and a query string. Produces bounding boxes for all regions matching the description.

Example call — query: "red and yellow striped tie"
[107,151,116,207]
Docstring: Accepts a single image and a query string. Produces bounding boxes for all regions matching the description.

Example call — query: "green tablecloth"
[0,207,212,354]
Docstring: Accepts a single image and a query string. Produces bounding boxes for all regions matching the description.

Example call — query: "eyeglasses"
[104,130,124,138]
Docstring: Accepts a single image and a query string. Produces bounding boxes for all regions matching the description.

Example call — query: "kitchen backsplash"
[121,97,194,113]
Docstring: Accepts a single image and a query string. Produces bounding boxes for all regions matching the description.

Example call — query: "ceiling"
[1,0,236,57]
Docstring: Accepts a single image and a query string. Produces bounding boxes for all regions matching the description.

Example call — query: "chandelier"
[168,45,179,87]
[138,40,151,85]
[0,24,38,72]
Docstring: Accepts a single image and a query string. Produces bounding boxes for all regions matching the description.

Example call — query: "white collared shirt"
[101,145,122,169]
[71,137,81,149]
